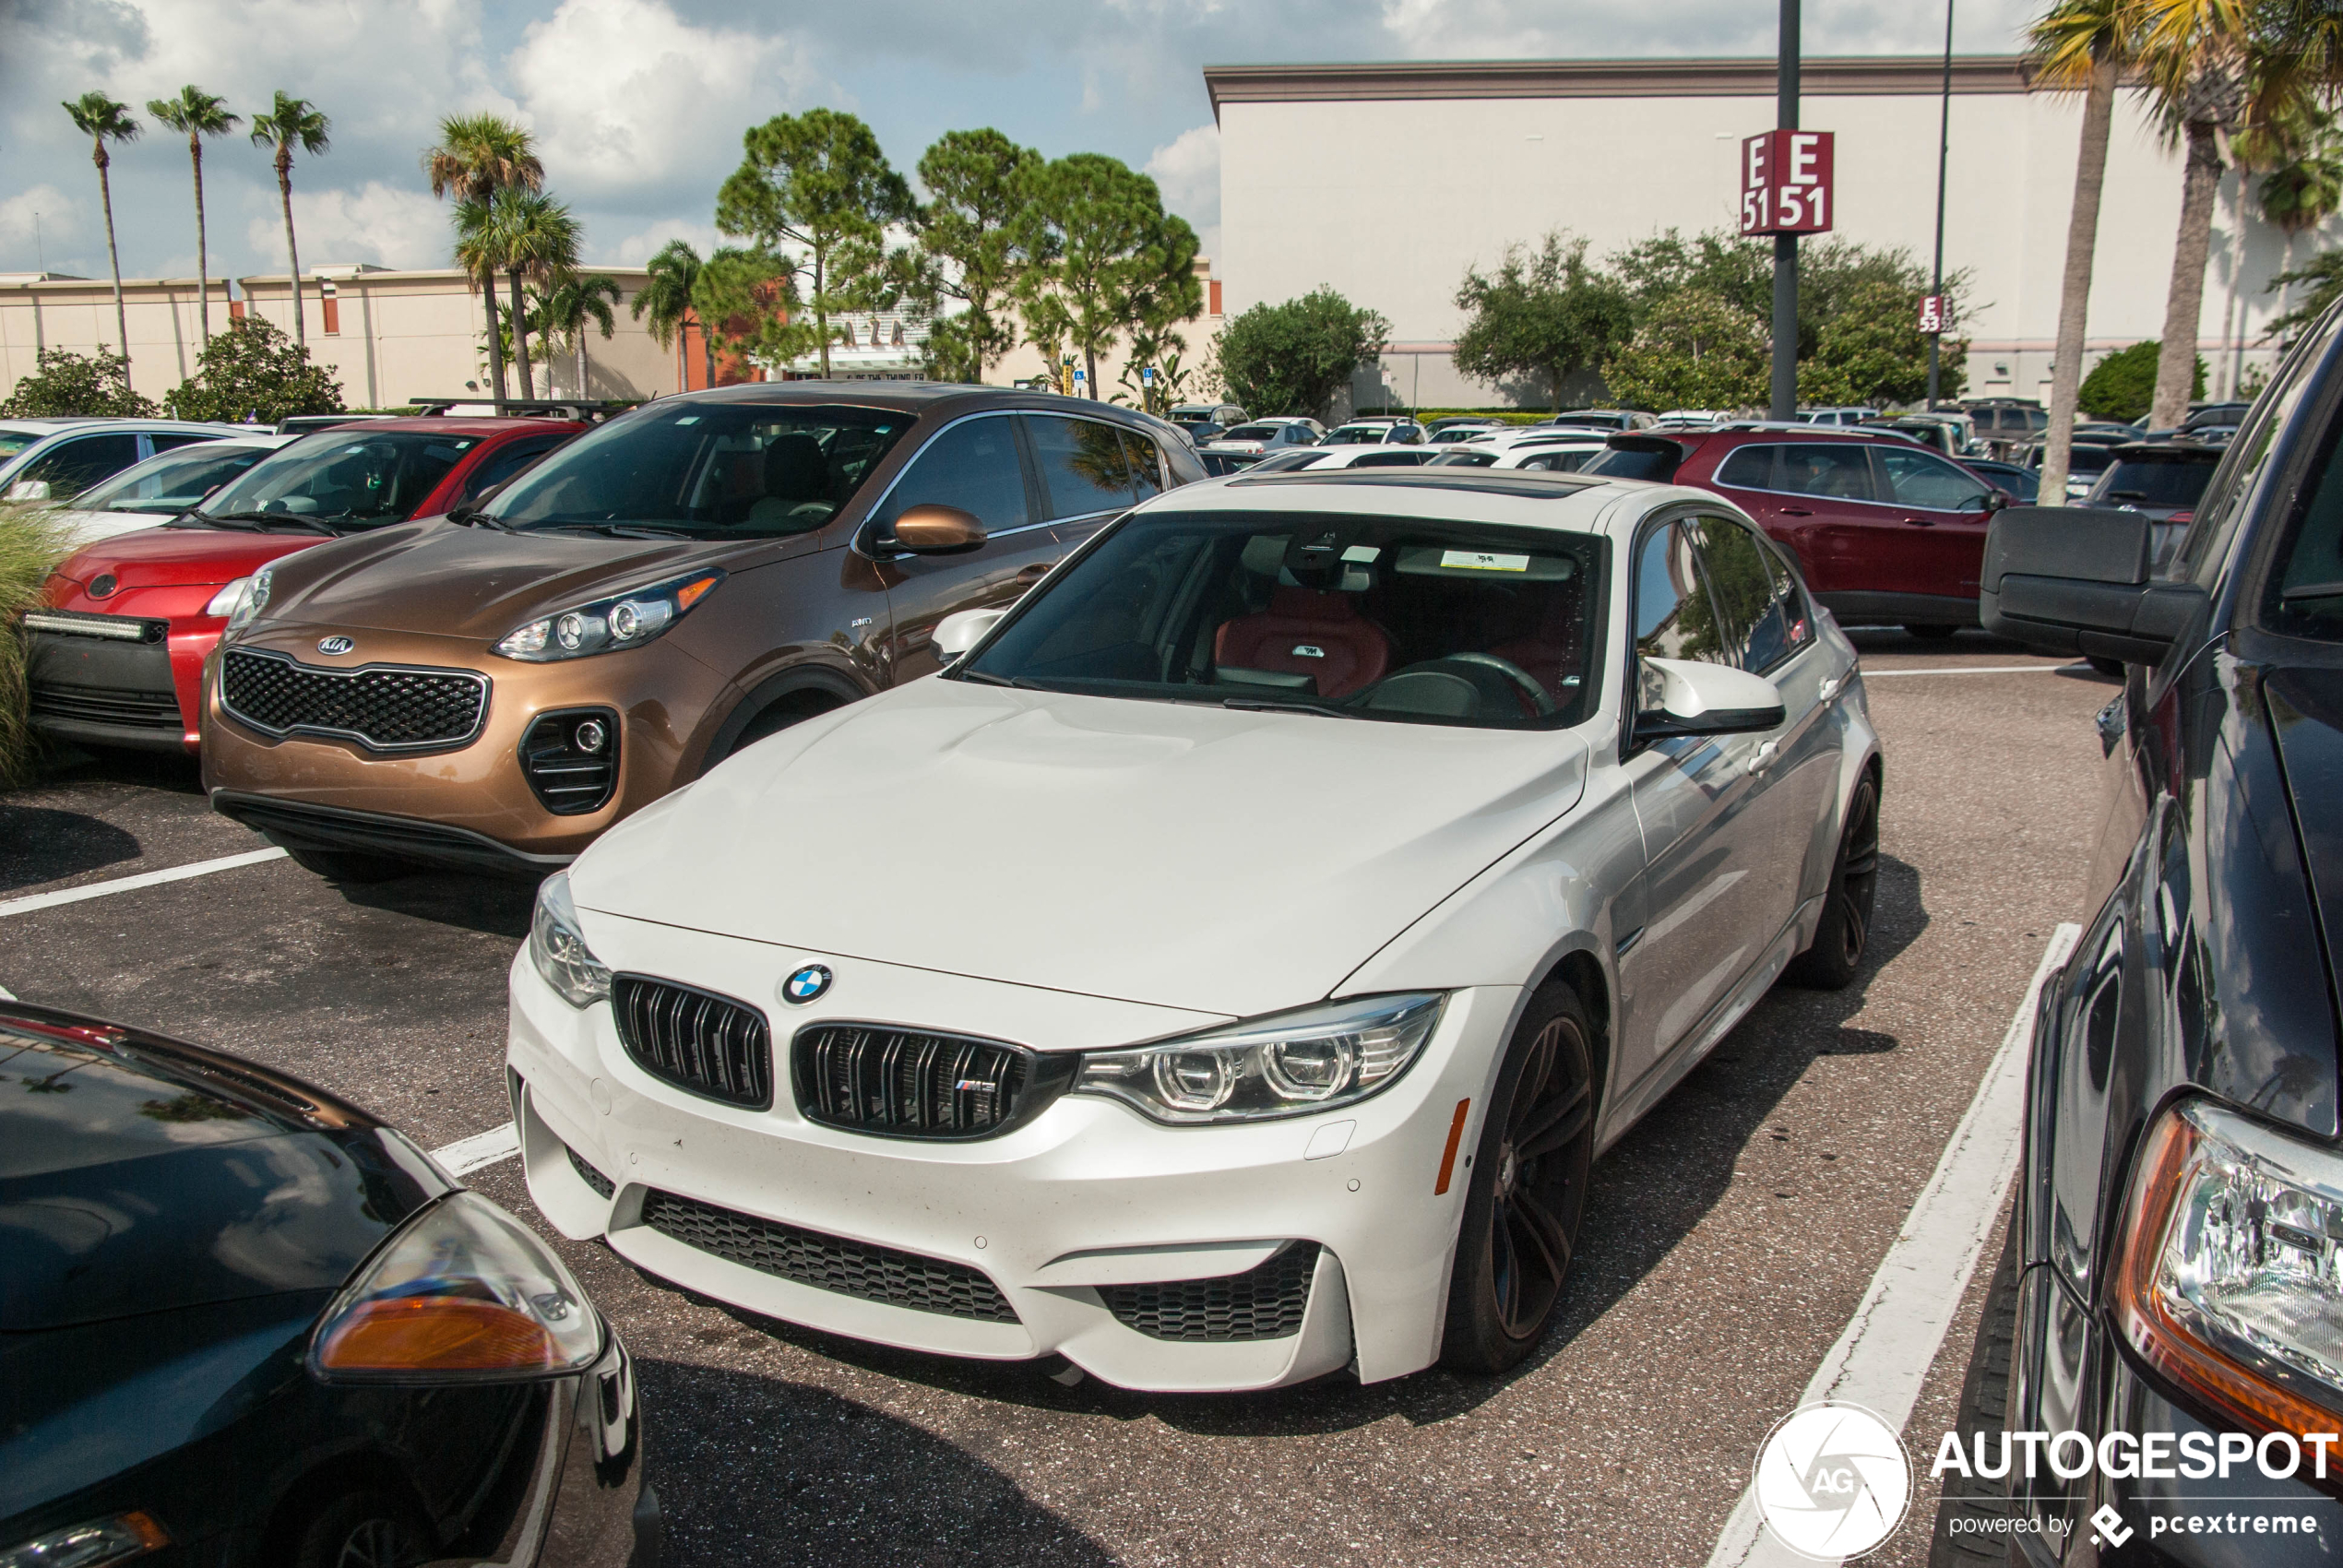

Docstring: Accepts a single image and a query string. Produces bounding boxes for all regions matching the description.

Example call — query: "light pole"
[1927,0,1954,408]
[1770,0,1801,421]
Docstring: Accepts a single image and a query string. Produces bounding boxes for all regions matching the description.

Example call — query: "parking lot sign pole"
[1927,0,1954,408]
[1771,0,1800,422]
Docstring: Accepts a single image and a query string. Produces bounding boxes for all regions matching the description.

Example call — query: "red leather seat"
[1214,587,1393,699]
[1491,583,1588,702]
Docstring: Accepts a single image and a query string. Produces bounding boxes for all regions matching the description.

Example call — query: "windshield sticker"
[1440,550,1530,573]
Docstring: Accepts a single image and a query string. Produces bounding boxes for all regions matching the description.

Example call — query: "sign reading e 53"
[1740,129,1836,236]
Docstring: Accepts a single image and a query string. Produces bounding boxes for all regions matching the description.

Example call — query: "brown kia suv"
[199,384,1202,879]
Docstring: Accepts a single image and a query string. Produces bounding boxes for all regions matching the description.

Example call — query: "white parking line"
[1704,921,2084,1568]
[431,1121,521,1176]
[1861,664,2092,678]
[0,982,14,1000]
[0,846,290,920]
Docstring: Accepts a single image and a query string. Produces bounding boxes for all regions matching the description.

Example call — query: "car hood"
[51,523,331,595]
[0,1004,446,1333]
[258,520,749,641]
[572,678,1590,1018]
[2267,667,2343,1027]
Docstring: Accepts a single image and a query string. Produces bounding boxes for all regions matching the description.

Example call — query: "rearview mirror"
[1980,505,2207,664]
[933,607,1006,662]
[6,480,53,503]
[1635,656,1786,741]
[880,503,987,555]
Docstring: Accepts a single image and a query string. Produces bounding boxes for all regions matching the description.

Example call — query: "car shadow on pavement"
[636,1358,1118,1568]
[0,805,144,891]
[331,869,541,939]
[628,854,1936,1441]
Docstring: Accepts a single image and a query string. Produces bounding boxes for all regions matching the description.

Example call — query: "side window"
[1120,430,1164,502]
[1775,444,1876,502]
[1687,517,1778,671]
[18,434,142,498]
[463,435,566,505]
[1634,520,1735,711]
[1714,446,1776,491]
[1757,536,1816,659]
[1878,448,1992,510]
[149,433,219,454]
[2181,315,2337,586]
[873,415,1031,535]
[1029,415,1134,520]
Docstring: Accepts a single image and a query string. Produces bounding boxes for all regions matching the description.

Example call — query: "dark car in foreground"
[0,1001,652,1567]
[1933,302,2343,1563]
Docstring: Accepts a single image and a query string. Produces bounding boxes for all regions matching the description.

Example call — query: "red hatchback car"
[28,416,581,754]
[1591,427,2008,636]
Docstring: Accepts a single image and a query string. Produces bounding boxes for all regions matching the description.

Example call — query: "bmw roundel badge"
[781,964,832,1004]
[316,636,355,656]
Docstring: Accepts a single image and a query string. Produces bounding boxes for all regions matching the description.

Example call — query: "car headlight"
[1074,992,1444,1124]
[310,1191,602,1382]
[204,576,254,621]
[493,570,722,661]
[223,564,271,633]
[0,1512,171,1568]
[529,871,611,1007]
[2118,1099,2343,1437]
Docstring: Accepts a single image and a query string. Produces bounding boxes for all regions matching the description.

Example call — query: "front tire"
[290,1491,431,1568]
[1929,1224,2019,1566]
[1786,770,1881,990]
[1438,983,1598,1374]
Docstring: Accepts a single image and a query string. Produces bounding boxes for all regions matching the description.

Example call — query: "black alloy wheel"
[1440,984,1598,1373]
[1788,770,1881,990]
[291,1491,430,1568]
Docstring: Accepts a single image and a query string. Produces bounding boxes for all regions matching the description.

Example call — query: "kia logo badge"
[316,636,355,656]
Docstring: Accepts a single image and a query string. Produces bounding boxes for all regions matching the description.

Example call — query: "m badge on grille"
[316,636,355,655]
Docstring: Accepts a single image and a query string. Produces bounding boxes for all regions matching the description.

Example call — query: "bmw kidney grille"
[793,1023,1076,1140]
[613,975,773,1111]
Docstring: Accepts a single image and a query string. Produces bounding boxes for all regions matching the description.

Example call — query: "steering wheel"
[1442,652,1560,719]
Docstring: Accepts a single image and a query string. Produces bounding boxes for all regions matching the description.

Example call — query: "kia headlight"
[529,871,611,1007]
[494,570,722,661]
[310,1192,601,1382]
[222,564,271,633]
[1074,992,1444,1123]
[2119,1099,2343,1437]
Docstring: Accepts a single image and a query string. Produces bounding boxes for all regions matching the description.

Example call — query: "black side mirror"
[1980,505,2207,664]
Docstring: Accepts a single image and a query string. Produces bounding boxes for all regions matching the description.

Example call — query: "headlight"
[0,1512,171,1568]
[204,576,254,621]
[223,564,271,633]
[2118,1099,2343,1437]
[1074,992,1444,1123]
[310,1192,602,1382]
[529,871,611,1007]
[493,570,722,661]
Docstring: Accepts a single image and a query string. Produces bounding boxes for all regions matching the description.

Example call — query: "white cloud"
[0,185,83,269]
[246,183,454,272]
[1146,122,1219,267]
[601,215,724,267]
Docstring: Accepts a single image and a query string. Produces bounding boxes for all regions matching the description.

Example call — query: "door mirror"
[1957,490,2005,514]
[1635,657,1786,741]
[878,503,987,555]
[1980,505,2208,663]
[6,480,52,502]
[934,607,1007,663]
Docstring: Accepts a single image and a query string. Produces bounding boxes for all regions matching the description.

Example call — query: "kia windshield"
[486,402,910,539]
[957,509,1604,731]
[192,431,480,533]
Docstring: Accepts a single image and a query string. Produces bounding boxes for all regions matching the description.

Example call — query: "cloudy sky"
[4,0,2041,286]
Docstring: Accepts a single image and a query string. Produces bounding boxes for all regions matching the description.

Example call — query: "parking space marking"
[1704,921,2083,1568]
[0,847,290,920]
[1861,664,2092,678]
[0,983,14,1001]
[431,1121,520,1176]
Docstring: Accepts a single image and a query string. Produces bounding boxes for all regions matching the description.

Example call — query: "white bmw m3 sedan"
[507,467,1883,1392]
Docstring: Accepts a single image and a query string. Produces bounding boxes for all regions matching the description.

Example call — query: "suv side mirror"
[1980,505,2208,664]
[1635,657,1786,741]
[873,503,987,556]
[934,607,1007,662]
[7,479,53,502]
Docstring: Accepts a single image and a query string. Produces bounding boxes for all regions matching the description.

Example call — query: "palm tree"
[2138,0,2255,429]
[532,272,623,395]
[247,93,331,350]
[145,86,241,344]
[61,93,140,384]
[489,192,582,398]
[422,114,542,401]
[2029,0,2148,506]
[2254,102,2343,317]
[631,239,709,388]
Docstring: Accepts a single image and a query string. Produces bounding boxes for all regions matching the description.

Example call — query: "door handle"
[1903,516,1933,526]
[1749,739,1781,777]
[1778,507,1814,517]
[1818,674,1844,703]
[1014,562,1055,588]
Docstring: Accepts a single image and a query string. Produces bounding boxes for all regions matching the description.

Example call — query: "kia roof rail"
[406,396,638,422]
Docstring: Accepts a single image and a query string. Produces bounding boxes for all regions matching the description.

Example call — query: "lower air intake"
[640,1190,1017,1322]
[565,1142,615,1199]
[1099,1242,1320,1341]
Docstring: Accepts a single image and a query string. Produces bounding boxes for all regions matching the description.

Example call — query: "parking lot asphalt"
[0,628,2114,1567]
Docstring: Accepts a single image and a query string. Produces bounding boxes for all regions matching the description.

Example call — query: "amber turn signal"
[316,1296,564,1373]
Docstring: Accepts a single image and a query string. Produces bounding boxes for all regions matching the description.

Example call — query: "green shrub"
[3,346,158,417]
[0,505,70,784]
[2078,340,2206,422]
[164,316,345,424]
[1214,289,1389,419]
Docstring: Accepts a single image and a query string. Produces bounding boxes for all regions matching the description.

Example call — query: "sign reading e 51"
[1740,129,1836,236]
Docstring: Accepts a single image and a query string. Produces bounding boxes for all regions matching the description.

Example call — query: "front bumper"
[460,1328,658,1568]
[25,617,211,754]
[506,909,1514,1392]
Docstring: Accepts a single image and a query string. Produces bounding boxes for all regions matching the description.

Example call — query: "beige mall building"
[1207,54,2343,411]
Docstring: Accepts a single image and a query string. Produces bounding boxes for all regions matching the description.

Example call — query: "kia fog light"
[311,1192,601,1381]
[223,564,271,633]
[529,871,612,1007]
[2119,1099,2343,1435]
[494,571,719,662]
[1076,993,1444,1124]
[204,576,253,620]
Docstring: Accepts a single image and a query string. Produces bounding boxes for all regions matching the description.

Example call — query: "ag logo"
[1752,1401,1912,1561]
[780,965,832,1004]
[316,636,356,655]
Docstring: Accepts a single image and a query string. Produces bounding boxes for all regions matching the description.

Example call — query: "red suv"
[28,417,581,754]
[1589,428,2006,637]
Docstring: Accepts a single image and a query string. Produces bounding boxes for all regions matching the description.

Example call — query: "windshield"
[198,430,479,531]
[959,510,1603,731]
[0,430,42,460]
[2098,457,2214,509]
[1324,427,1386,445]
[1219,424,1282,443]
[1580,445,1673,481]
[80,444,266,515]
[488,401,910,539]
